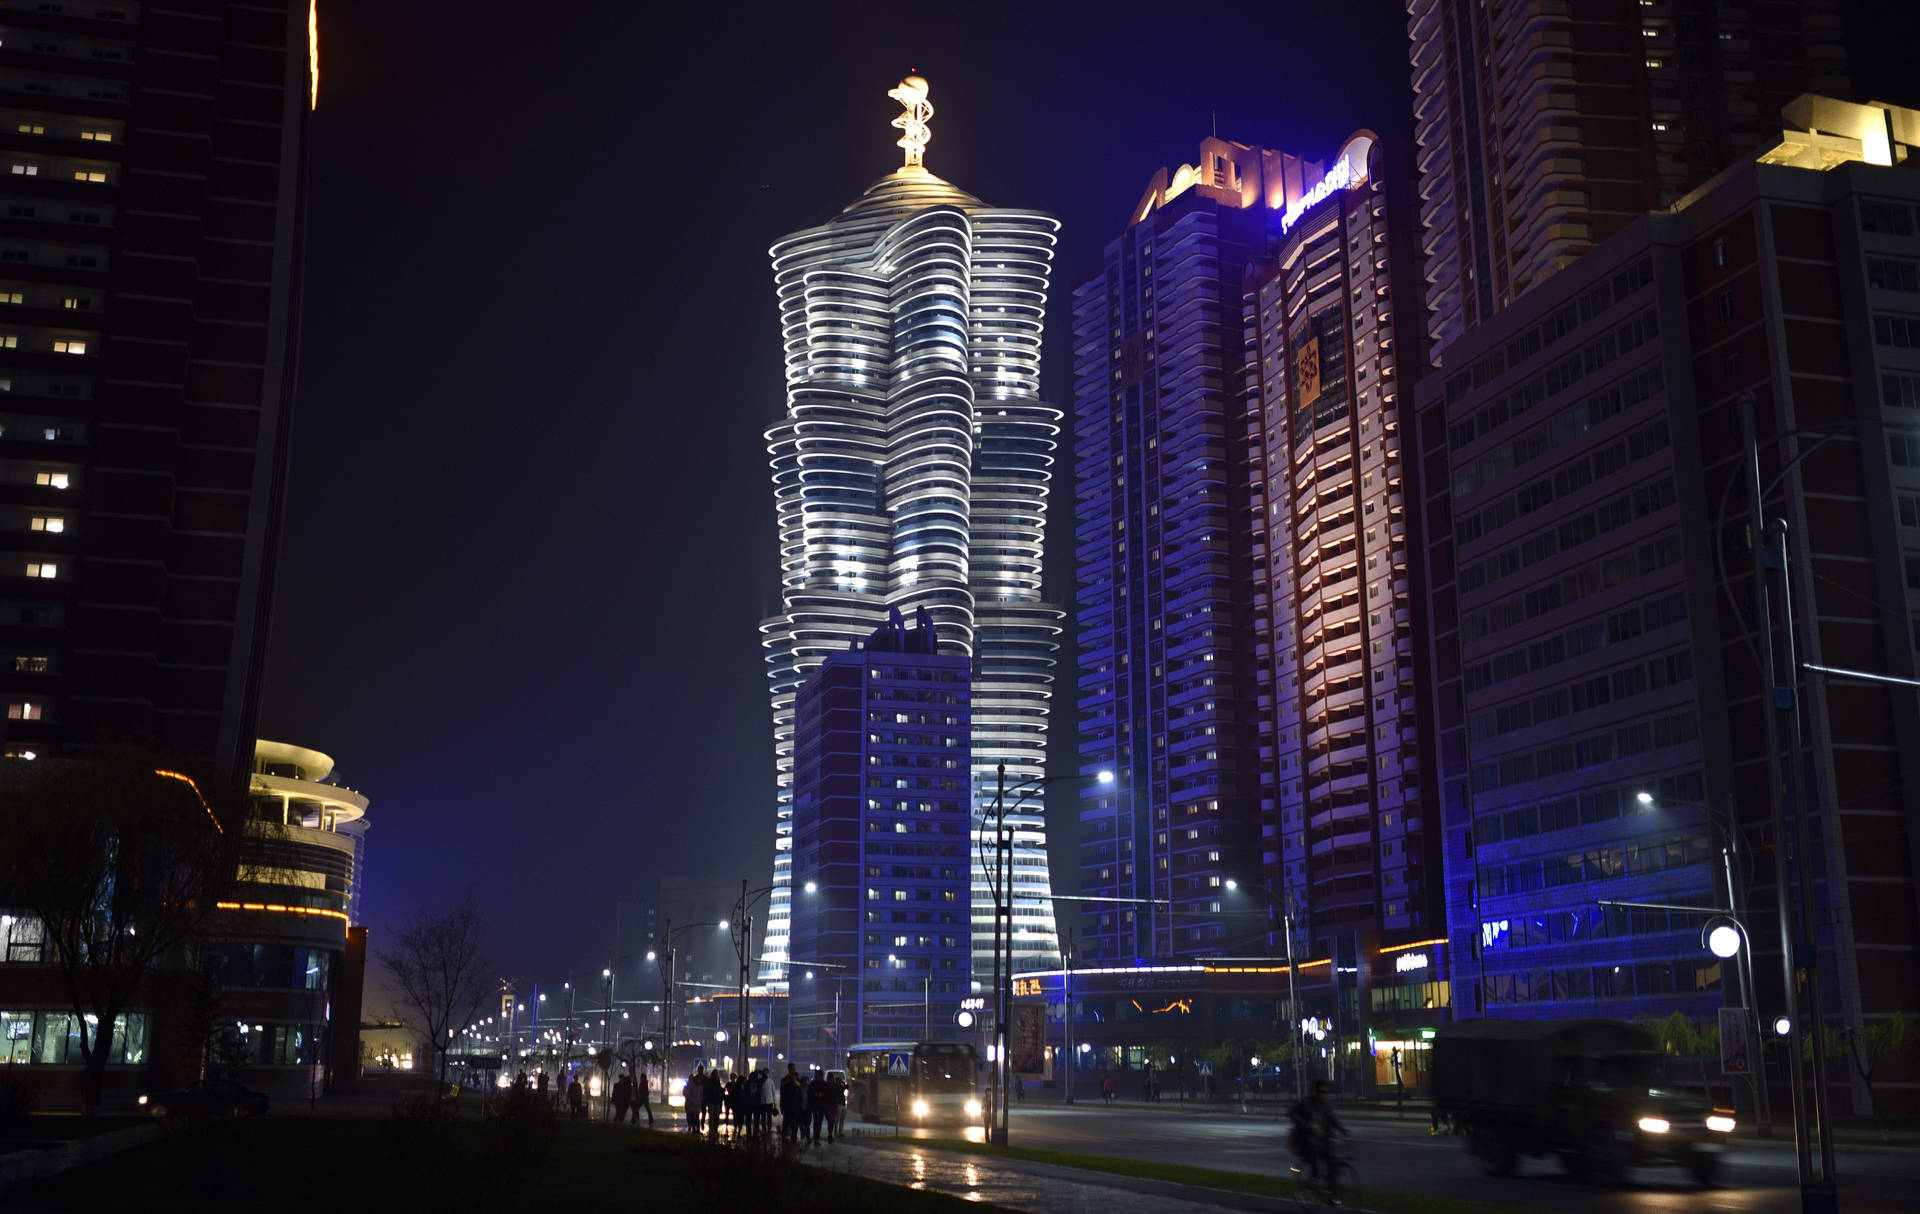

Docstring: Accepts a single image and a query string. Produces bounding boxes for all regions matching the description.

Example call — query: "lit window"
[34,472,69,489]
[52,340,84,355]
[15,124,44,136]
[79,130,110,142]
[13,656,48,673]
[62,297,83,309]
[0,293,19,305]
[29,517,62,533]
[25,563,56,579]
[9,165,36,176]
[73,171,106,183]
[6,702,44,721]
[0,336,16,348]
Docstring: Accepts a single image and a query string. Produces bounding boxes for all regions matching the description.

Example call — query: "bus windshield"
[915,1044,975,1093]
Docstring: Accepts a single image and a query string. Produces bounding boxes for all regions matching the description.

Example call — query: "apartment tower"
[1243,132,1443,972]
[760,78,1064,989]
[1417,99,1920,1113]
[1405,0,1850,358]
[0,0,313,770]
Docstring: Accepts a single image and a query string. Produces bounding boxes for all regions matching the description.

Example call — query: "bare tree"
[380,891,492,1090]
[0,757,246,1115]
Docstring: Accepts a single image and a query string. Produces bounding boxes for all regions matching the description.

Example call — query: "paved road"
[884,1105,1916,1213]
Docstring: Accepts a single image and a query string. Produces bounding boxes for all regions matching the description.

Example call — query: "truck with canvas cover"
[1431,1018,1734,1185]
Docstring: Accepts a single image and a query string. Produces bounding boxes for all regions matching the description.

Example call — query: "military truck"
[1432,1018,1734,1185]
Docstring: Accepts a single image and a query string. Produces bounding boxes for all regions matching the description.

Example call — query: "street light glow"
[1636,791,1655,805]
[1775,1016,1793,1037]
[1707,924,1742,959]
[1096,770,1115,784]
[1224,879,1237,890]
[646,950,657,961]
[804,880,817,893]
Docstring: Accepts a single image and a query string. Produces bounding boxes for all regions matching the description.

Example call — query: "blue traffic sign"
[887,1052,911,1077]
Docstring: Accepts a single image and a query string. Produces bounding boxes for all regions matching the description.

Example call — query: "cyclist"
[1288,1080,1347,1188]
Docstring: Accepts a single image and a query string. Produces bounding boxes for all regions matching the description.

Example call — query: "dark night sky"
[263,1,1914,993]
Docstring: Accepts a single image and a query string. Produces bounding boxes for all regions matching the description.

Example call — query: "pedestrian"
[685,1064,705,1132]
[807,1068,828,1145]
[779,1062,806,1142]
[566,1075,585,1121]
[703,1068,724,1138]
[760,1067,780,1137]
[1101,1073,1115,1105]
[536,1070,549,1098]
[825,1070,846,1143]
[612,1072,631,1124]
[513,1068,529,1094]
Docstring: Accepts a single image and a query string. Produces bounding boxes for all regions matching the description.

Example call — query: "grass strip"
[907,1136,1541,1214]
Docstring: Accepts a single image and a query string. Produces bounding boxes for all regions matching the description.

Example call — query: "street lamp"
[733,880,779,1073]
[983,765,1111,1146]
[1634,790,1772,1137]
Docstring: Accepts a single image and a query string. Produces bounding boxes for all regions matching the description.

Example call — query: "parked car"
[139,1079,271,1118]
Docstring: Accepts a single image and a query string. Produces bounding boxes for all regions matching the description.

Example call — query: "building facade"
[204,739,368,1097]
[760,78,1064,990]
[1072,138,1319,963]
[1404,0,1850,359]
[0,0,314,767]
[788,609,972,1065]
[1243,131,1447,1012]
[1418,96,1920,1112]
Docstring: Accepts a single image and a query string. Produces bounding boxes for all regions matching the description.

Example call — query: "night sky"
[263,0,1913,995]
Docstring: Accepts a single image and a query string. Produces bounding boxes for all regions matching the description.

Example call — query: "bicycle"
[1290,1141,1361,1210]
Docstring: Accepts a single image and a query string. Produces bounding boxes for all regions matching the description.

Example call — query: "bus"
[844,1041,982,1126]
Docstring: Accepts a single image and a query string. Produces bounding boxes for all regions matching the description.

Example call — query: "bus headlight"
[1636,1117,1670,1134]
[912,1099,929,1118]
[1706,1115,1736,1133]
[964,1099,982,1118]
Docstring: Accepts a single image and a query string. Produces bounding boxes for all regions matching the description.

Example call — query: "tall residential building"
[1417,98,1920,1112]
[1242,131,1445,978]
[0,1,315,768]
[1072,139,1321,963]
[1404,0,1850,358]
[788,609,971,1064]
[758,77,1065,989]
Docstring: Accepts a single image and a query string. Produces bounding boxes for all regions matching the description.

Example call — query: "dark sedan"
[139,1079,271,1117]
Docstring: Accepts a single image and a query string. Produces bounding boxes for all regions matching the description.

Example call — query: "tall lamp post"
[733,881,780,1074]
[984,765,1111,1146]
[1634,790,1772,1135]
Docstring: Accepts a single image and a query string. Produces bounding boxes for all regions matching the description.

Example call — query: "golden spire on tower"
[888,75,932,169]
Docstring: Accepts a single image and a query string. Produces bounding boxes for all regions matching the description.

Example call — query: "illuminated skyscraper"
[759,78,1064,990]
[1405,0,1850,359]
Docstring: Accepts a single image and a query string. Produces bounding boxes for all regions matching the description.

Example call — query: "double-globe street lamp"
[732,881,780,1073]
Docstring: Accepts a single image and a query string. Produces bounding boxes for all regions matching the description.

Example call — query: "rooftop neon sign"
[1280,155,1365,233]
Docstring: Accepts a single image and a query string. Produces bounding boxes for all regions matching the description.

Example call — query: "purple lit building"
[787,609,972,1067]
[1417,98,1920,1112]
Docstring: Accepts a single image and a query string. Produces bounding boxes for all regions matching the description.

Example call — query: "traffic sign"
[888,1052,911,1077]
[1195,1060,1213,1076]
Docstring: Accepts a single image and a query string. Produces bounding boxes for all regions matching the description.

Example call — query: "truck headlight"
[1636,1116,1670,1134]
[964,1099,982,1118]
[912,1099,929,1118]
[1706,1115,1736,1133]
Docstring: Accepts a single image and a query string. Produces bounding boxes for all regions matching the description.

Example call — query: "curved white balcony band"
[759,163,1065,989]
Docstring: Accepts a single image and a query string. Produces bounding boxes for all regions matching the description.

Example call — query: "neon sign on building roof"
[1280,155,1364,233]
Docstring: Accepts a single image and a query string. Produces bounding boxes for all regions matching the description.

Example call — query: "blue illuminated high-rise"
[1071,139,1317,961]
[787,610,972,1065]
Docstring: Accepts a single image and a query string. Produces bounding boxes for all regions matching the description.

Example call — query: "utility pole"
[1062,927,1076,1103]
[1743,393,1836,1211]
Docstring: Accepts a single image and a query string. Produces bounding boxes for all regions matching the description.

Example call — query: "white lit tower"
[759,78,1065,992]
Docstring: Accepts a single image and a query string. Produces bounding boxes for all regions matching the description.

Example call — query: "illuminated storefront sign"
[1394,952,1431,974]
